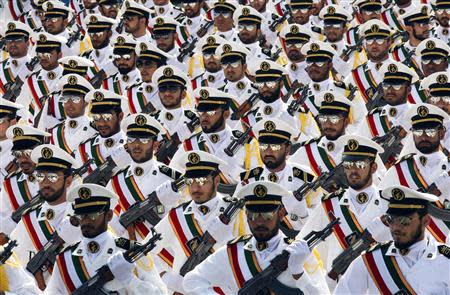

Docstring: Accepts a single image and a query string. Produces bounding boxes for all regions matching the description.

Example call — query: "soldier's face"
[413,126,444,154]
[306,60,332,82]
[290,7,311,25]
[388,212,428,250]
[222,60,246,82]
[154,0,169,5]
[158,85,185,109]
[238,24,259,44]
[155,33,176,52]
[435,8,450,27]
[214,11,234,32]
[285,43,305,62]
[83,0,97,9]
[0,117,16,140]
[259,143,289,170]
[94,111,123,137]
[62,95,87,118]
[136,60,159,83]
[360,10,381,22]
[248,0,267,12]
[343,160,376,190]
[421,58,449,77]
[199,108,228,133]
[99,4,119,19]
[427,96,450,115]
[127,137,154,163]
[5,37,29,58]
[124,15,145,34]
[364,37,391,62]
[38,49,61,71]
[202,53,221,72]
[409,23,430,41]
[38,171,71,203]
[114,52,136,74]
[14,150,36,174]
[44,16,66,34]
[182,1,202,18]
[324,23,345,43]
[89,30,111,49]
[318,114,349,140]
[80,210,112,238]
[188,174,219,204]
[247,208,282,242]
[382,83,409,106]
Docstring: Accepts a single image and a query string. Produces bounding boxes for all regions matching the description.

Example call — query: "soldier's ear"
[223,108,230,120]
[106,210,113,221]
[118,111,124,121]
[439,126,446,140]
[65,174,73,187]
[370,161,377,174]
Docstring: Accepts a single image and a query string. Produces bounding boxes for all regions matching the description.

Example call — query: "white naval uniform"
[183,232,326,295]
[286,61,310,85]
[49,116,97,155]
[54,30,84,57]
[81,44,117,77]
[223,77,257,106]
[154,107,198,143]
[0,138,14,185]
[334,236,450,295]
[147,196,247,294]
[125,81,163,114]
[0,257,41,294]
[44,231,166,295]
[434,25,450,45]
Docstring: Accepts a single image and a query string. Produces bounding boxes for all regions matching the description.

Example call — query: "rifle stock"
[0,240,18,264]
[224,126,252,157]
[230,93,260,120]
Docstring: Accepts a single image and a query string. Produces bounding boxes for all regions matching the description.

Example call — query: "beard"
[41,183,65,203]
[260,87,281,104]
[202,116,225,134]
[250,222,279,242]
[348,171,372,190]
[393,224,422,250]
[416,140,439,154]
[263,154,285,170]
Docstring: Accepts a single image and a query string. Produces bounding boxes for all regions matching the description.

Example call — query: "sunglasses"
[238,24,256,31]
[364,38,387,45]
[12,150,32,158]
[126,137,152,144]
[37,52,53,59]
[74,212,105,222]
[158,85,182,93]
[60,95,82,104]
[203,53,219,59]
[254,80,279,89]
[100,4,118,9]
[153,34,172,40]
[258,143,282,151]
[35,172,61,183]
[93,113,113,122]
[324,24,343,29]
[113,54,132,60]
[412,128,439,138]
[317,114,344,124]
[428,96,450,104]
[186,177,210,186]
[136,60,156,68]
[44,17,61,23]
[291,8,309,14]
[0,118,9,124]
[198,110,217,116]
[306,61,326,67]
[221,60,242,69]
[342,160,371,170]
[286,42,304,49]
[382,82,405,91]
[247,209,279,221]
[422,58,446,65]
[362,9,381,15]
[385,214,420,227]
[436,8,450,14]
[5,37,26,44]
[88,31,106,38]
[213,11,232,18]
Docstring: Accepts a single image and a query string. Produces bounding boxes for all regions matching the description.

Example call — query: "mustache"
[254,226,269,231]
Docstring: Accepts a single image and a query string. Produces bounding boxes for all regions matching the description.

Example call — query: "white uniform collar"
[216,29,237,40]
[65,115,91,130]
[40,65,63,79]
[244,232,283,253]
[117,68,141,83]
[386,236,437,268]
[257,99,285,118]
[129,158,156,178]
[202,126,231,147]
[154,3,172,16]
[38,202,68,225]
[75,231,115,259]
[94,131,125,147]
[414,149,446,168]
[340,185,378,214]
[183,196,220,216]
[9,55,30,69]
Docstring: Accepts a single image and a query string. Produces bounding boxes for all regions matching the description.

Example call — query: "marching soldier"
[82,14,117,74]
[280,24,313,81]
[233,6,267,59]
[174,87,261,183]
[146,150,247,294]
[334,185,450,294]
[103,34,141,96]
[74,89,128,172]
[126,41,171,113]
[10,144,80,289]
[98,0,120,19]
[380,0,407,31]
[0,125,49,238]
[416,38,450,78]
[108,113,183,241]
[122,0,153,42]
[42,1,90,56]
[217,41,257,107]
[349,0,384,47]
[183,181,325,294]
[380,103,450,243]
[45,183,166,294]
[299,135,389,288]
[48,74,97,154]
[0,99,22,185]
[433,0,450,44]
[179,0,211,37]
[287,0,323,36]
[210,0,240,42]
[26,32,66,122]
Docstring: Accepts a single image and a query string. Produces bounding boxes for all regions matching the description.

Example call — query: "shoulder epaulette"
[389,43,405,53]
[89,121,98,131]
[334,80,349,90]
[81,50,93,58]
[321,188,345,201]
[394,153,415,165]
[186,131,202,142]
[366,241,392,254]
[292,167,315,182]
[228,234,252,245]
[301,136,322,147]
[158,165,182,180]
[240,167,264,181]
[115,237,137,250]
[184,110,197,120]
[284,237,295,245]
[438,245,450,259]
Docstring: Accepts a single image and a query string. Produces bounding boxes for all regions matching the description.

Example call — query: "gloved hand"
[107,252,135,285]
[161,270,186,293]
[286,239,310,276]
[207,216,233,242]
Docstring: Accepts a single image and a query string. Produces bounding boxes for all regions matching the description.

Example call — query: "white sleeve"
[333,255,369,295]
[43,261,67,295]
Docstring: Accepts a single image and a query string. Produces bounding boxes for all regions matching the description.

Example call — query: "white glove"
[207,216,233,242]
[155,180,182,208]
[433,171,450,196]
[286,239,310,276]
[107,252,135,285]
[161,270,186,293]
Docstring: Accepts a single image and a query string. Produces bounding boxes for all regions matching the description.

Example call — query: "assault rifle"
[177,20,214,62]
[224,125,253,157]
[230,92,260,120]
[0,239,18,264]
[373,126,407,166]
[269,9,292,32]
[287,85,310,116]
[3,56,40,101]
[365,84,386,112]
[238,213,340,295]
[179,198,245,276]
[71,231,162,295]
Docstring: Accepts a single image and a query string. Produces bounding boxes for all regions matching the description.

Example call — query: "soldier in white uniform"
[108,113,184,241]
[233,6,267,60]
[74,89,127,173]
[149,0,184,20]
[433,0,450,44]
[48,74,97,155]
[0,99,21,185]
[103,34,142,97]
[0,125,50,238]
[183,181,326,294]
[173,87,261,183]
[179,0,212,37]
[146,150,248,294]
[10,145,80,290]
[45,183,166,295]
[122,0,153,43]
[380,104,450,243]
[126,41,172,113]
[416,38,450,78]
[334,186,450,295]
[287,0,323,36]
[210,0,240,42]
